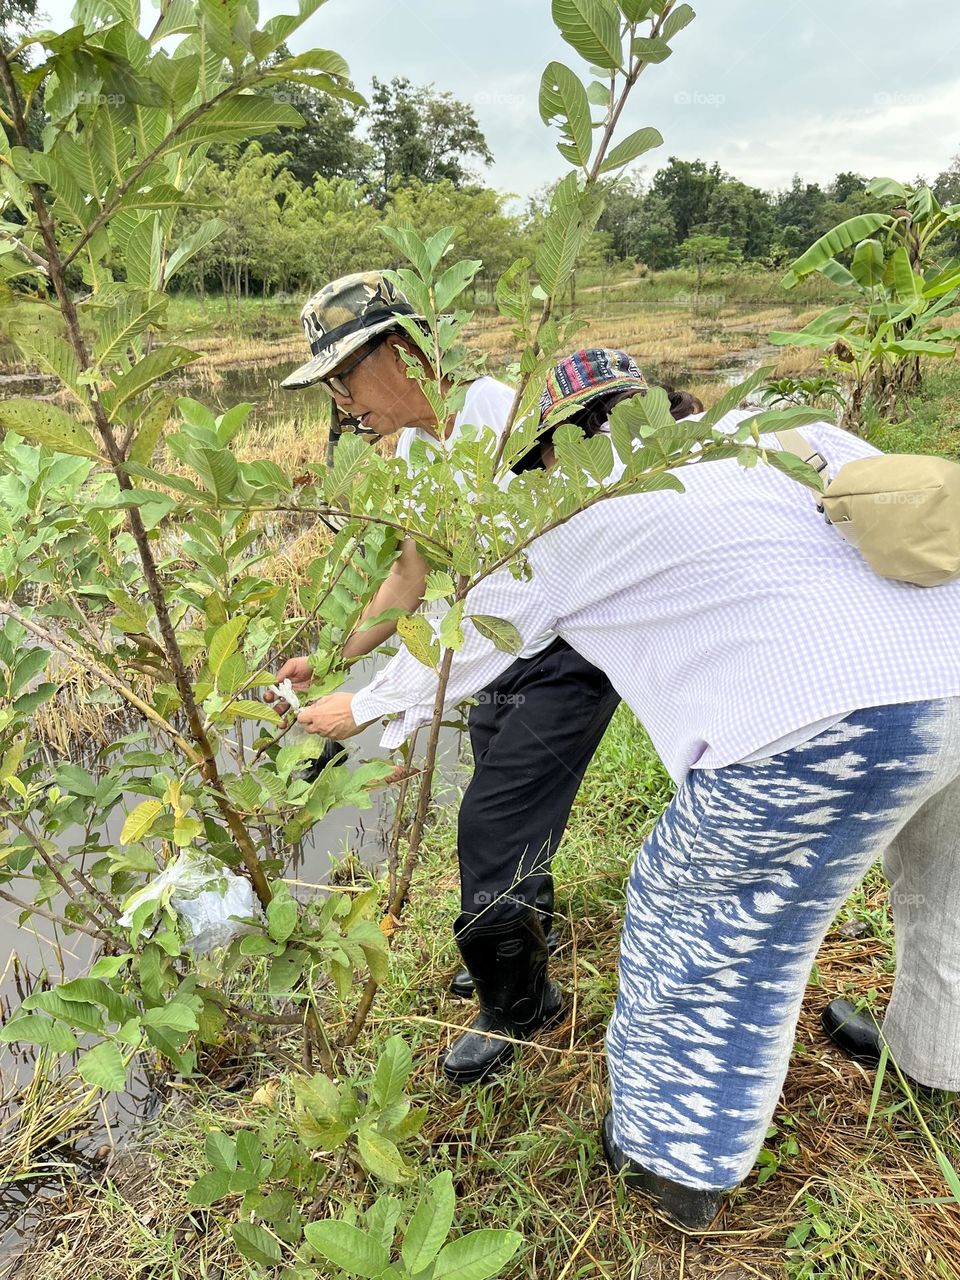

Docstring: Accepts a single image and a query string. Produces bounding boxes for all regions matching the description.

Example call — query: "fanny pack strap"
[775,428,829,477]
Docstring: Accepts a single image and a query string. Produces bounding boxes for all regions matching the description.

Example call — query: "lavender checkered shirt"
[351,411,960,783]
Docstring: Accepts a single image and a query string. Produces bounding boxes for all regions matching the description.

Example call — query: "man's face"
[325,337,429,437]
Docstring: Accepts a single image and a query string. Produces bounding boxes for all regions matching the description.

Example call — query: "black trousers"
[456,637,621,933]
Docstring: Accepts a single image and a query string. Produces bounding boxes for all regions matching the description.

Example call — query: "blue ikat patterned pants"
[606,697,960,1190]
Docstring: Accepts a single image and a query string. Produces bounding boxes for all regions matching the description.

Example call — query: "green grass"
[165,292,302,340]
[164,265,839,343]
[865,362,960,460]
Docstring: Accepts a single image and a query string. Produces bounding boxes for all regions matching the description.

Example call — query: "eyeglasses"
[318,336,387,400]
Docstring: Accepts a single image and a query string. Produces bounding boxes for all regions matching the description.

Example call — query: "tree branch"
[340,632,458,1050]
[0,886,113,943]
[0,600,202,764]
[490,2,681,474]
[0,226,48,274]
[0,799,120,927]
[59,83,238,270]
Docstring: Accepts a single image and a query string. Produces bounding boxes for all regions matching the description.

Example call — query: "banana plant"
[772,179,960,426]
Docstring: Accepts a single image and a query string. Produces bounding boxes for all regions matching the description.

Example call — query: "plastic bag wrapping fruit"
[119,849,260,955]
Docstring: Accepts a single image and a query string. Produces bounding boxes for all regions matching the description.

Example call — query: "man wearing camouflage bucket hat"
[280,271,417,397]
[271,288,630,1085]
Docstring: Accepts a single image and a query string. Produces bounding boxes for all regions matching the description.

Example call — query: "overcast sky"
[40,0,960,197]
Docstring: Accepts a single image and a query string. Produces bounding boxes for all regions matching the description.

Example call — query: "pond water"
[190,357,333,442]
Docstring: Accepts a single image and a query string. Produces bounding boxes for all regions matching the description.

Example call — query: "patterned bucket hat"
[539,348,647,422]
[281,271,422,391]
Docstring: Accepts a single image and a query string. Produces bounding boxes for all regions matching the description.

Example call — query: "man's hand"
[264,656,313,713]
[298,692,361,739]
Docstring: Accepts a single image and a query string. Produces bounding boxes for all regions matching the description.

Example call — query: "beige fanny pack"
[776,429,960,588]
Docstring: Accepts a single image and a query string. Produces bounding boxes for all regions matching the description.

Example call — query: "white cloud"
[21,0,960,198]
[707,78,960,190]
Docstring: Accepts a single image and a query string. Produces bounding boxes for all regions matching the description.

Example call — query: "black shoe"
[442,910,564,1085]
[820,998,945,1094]
[601,1112,724,1231]
[449,879,557,999]
[821,998,883,1065]
[299,738,347,785]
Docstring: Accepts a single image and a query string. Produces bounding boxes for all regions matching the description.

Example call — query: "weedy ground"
[6,708,960,1280]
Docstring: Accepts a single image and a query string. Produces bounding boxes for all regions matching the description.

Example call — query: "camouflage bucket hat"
[281,271,422,391]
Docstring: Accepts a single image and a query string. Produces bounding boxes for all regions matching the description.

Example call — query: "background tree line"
[4,11,959,300]
[177,62,960,299]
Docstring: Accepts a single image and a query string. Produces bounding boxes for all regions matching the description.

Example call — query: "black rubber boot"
[449,880,557,999]
[441,910,564,1085]
[601,1112,724,1231]
[299,738,347,785]
[821,998,883,1065]
[820,998,947,1094]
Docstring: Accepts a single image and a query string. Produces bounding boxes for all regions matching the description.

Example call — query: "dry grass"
[462,300,820,391]
[173,295,822,395]
[31,663,143,757]
[168,334,303,383]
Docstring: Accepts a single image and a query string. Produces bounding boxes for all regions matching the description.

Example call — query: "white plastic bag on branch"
[119,850,260,955]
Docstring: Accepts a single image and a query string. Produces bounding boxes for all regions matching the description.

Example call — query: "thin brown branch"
[204,503,452,560]
[0,600,202,764]
[226,1002,303,1027]
[306,1005,334,1076]
[386,730,421,903]
[0,226,48,274]
[0,799,119,924]
[0,886,112,943]
[340,637,458,1049]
